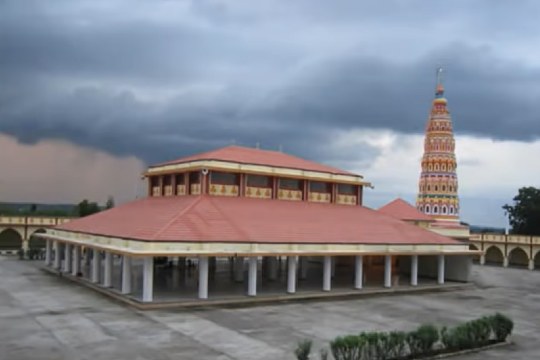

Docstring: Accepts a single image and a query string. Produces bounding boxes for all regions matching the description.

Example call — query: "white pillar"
[300,257,308,280]
[122,255,132,294]
[248,257,257,296]
[287,256,297,294]
[45,240,52,266]
[142,257,154,302]
[72,246,80,276]
[53,241,61,269]
[480,254,486,265]
[437,255,445,285]
[323,256,331,291]
[234,257,244,282]
[63,243,72,273]
[91,249,100,283]
[354,255,363,289]
[198,256,209,299]
[268,256,278,280]
[104,252,113,287]
[411,255,418,286]
[384,255,392,288]
[528,259,535,271]
[503,256,509,268]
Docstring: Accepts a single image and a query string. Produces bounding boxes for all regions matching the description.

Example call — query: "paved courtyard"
[0,256,538,360]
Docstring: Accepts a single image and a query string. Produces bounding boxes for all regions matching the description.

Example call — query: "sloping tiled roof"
[152,145,356,176]
[378,198,434,222]
[56,196,459,245]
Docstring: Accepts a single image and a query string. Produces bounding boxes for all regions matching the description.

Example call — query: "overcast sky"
[1,0,539,227]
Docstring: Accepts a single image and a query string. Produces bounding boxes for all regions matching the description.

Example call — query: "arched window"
[442,185,446,191]
[425,205,431,213]
[441,164,446,171]
[434,185,438,191]
[442,206,447,214]
[428,164,433,171]
[433,206,438,214]
[449,207,454,214]
[427,185,431,191]
[434,164,439,171]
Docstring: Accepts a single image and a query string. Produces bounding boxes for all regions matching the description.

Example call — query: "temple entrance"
[0,228,23,251]
[508,247,529,268]
[484,246,504,266]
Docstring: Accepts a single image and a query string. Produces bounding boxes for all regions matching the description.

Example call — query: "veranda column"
[121,255,132,294]
[287,256,297,294]
[323,256,332,291]
[72,246,81,276]
[354,255,363,289]
[528,259,535,271]
[91,249,100,283]
[104,252,113,287]
[437,255,445,285]
[234,257,244,282]
[63,243,72,273]
[45,239,52,266]
[410,255,418,286]
[503,256,509,267]
[142,257,154,302]
[198,256,209,299]
[248,257,257,296]
[53,241,61,269]
[268,256,278,280]
[384,255,392,288]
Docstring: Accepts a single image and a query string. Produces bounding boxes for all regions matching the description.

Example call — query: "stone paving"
[0,256,538,360]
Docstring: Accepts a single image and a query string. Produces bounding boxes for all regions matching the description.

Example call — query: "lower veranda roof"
[56,196,462,245]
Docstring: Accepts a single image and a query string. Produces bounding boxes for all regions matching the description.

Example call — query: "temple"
[39,145,476,304]
[415,68,469,239]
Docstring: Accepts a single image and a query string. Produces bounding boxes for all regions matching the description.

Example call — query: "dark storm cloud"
[1,0,540,165]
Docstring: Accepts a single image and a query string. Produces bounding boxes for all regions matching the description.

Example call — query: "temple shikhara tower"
[410,68,469,240]
[416,68,460,222]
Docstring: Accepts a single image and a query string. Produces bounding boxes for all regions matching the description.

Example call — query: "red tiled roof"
[152,145,356,176]
[378,198,434,222]
[56,196,459,245]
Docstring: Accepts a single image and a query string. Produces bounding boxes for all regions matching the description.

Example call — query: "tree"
[77,199,101,217]
[105,196,115,209]
[502,187,540,235]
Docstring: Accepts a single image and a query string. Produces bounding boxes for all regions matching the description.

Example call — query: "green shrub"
[387,331,407,359]
[330,335,364,360]
[407,324,439,356]
[489,313,514,342]
[294,339,312,360]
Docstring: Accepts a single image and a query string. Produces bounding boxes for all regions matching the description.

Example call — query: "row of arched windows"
[423,162,455,172]
[419,204,458,215]
[419,183,458,193]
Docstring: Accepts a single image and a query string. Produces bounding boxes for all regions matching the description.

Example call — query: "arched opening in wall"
[425,205,430,214]
[442,206,447,214]
[469,244,480,263]
[484,246,504,266]
[29,229,47,249]
[0,228,23,250]
[433,206,438,214]
[508,247,529,268]
[449,206,454,214]
[534,251,540,270]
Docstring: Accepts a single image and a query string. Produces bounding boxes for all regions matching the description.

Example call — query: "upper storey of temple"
[416,72,461,222]
[145,145,370,206]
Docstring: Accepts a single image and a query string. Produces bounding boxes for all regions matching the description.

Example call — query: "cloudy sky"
[1,0,539,227]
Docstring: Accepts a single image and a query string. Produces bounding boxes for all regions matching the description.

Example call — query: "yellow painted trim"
[145,160,371,186]
[39,229,472,257]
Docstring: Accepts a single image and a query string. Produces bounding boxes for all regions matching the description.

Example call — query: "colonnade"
[44,240,447,303]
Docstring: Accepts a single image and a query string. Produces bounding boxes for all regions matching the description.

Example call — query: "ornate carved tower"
[416,68,460,222]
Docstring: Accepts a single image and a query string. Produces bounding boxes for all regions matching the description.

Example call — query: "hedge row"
[295,313,513,360]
